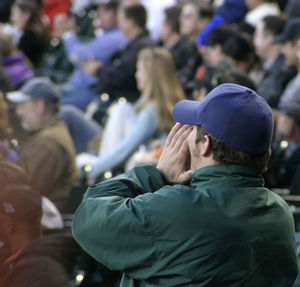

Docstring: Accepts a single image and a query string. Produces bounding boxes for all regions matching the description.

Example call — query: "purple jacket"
[2,53,34,88]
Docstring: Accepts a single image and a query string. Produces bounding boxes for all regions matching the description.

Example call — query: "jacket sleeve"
[72,164,167,271]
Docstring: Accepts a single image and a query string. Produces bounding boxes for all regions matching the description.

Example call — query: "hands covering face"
[157,123,194,184]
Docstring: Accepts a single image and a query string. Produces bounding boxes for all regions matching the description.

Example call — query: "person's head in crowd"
[0,160,42,257]
[173,83,273,173]
[135,47,185,133]
[205,25,255,72]
[10,0,48,36]
[118,2,147,39]
[97,0,120,31]
[274,18,300,66]
[160,5,181,46]
[180,0,213,41]
[6,77,60,132]
[254,15,287,62]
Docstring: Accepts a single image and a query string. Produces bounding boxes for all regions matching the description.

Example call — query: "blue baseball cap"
[7,77,59,104]
[173,83,274,154]
[274,18,300,43]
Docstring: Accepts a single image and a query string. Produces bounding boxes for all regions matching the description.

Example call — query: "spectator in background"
[0,160,79,287]
[42,0,71,34]
[141,0,176,42]
[160,5,201,90]
[275,19,300,141]
[0,31,33,89]
[254,15,296,108]
[78,47,185,181]
[180,0,213,42]
[83,3,154,103]
[7,77,78,212]
[4,0,50,66]
[59,0,128,109]
[203,25,255,73]
[197,0,247,47]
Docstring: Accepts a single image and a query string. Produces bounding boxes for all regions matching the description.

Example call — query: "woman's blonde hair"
[137,47,185,133]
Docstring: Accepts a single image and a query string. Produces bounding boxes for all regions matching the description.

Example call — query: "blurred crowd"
[0,0,300,286]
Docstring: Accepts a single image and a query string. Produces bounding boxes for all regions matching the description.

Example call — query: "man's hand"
[157,123,194,184]
[83,59,103,76]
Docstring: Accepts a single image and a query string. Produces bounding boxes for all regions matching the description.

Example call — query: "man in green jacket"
[72,83,298,286]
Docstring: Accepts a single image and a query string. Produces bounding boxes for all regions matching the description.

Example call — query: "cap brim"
[6,91,31,103]
[172,100,203,125]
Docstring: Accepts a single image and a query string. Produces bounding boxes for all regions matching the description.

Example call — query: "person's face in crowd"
[16,100,43,131]
[118,10,132,38]
[282,40,299,65]
[180,3,199,37]
[10,5,30,30]
[254,21,273,60]
[160,19,172,43]
[198,45,209,63]
[205,45,224,66]
[98,6,117,31]
[135,59,145,91]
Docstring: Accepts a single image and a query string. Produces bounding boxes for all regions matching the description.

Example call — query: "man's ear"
[200,135,212,156]
[0,214,13,235]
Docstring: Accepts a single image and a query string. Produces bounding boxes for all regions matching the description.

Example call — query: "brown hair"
[196,125,271,172]
[14,0,49,40]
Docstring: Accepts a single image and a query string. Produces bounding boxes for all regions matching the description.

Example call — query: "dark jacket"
[18,28,49,66]
[95,30,154,102]
[0,232,80,287]
[72,164,298,286]
[257,54,297,108]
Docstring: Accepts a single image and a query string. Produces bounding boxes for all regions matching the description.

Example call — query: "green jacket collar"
[190,165,265,189]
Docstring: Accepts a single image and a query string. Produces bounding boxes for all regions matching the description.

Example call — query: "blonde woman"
[82,47,185,180]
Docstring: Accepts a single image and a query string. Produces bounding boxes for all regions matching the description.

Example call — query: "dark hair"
[207,25,233,47]
[196,126,271,172]
[14,0,49,40]
[123,3,147,29]
[164,6,181,34]
[262,15,288,36]
[198,2,214,19]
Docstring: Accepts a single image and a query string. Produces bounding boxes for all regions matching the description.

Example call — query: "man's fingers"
[177,170,194,183]
[169,124,190,148]
[173,126,192,149]
[165,122,181,147]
